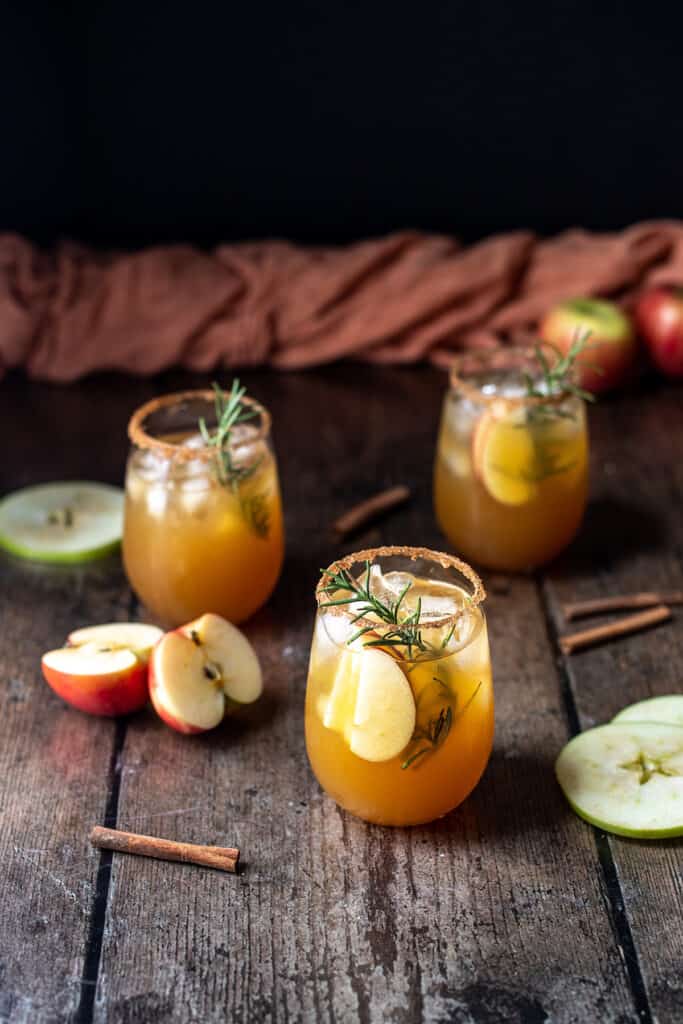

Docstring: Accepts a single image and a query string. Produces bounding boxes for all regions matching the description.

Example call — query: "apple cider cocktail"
[305,546,494,826]
[434,346,590,571]
[123,384,284,626]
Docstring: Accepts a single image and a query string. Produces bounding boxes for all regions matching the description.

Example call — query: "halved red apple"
[149,612,262,734]
[42,621,162,716]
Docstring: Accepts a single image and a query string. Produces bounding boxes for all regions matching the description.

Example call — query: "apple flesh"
[67,622,163,660]
[634,286,683,378]
[149,613,262,734]
[539,297,636,393]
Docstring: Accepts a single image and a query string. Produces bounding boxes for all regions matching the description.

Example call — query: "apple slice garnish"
[321,648,416,763]
[41,642,150,717]
[68,622,163,659]
[472,405,539,506]
[150,613,262,734]
[555,722,683,838]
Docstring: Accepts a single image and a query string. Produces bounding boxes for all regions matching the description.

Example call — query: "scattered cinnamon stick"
[332,485,410,539]
[90,826,239,873]
[559,605,672,656]
[562,591,683,621]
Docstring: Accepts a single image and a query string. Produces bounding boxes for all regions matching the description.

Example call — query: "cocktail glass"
[434,348,589,571]
[123,387,284,625]
[305,545,493,826]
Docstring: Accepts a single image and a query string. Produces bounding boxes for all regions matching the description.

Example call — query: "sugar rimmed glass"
[305,546,494,826]
[434,348,589,571]
[123,389,284,625]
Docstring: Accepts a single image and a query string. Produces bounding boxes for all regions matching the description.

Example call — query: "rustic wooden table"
[1,366,682,1024]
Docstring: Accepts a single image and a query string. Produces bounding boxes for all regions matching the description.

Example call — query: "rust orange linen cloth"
[1,222,683,381]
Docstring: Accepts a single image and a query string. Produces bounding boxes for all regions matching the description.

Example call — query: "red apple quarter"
[149,613,262,734]
[635,286,683,378]
[41,621,162,716]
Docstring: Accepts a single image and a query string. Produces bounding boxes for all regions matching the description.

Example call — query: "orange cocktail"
[123,385,284,625]
[434,348,589,571]
[305,546,493,826]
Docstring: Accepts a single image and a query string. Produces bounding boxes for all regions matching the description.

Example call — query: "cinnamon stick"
[562,591,683,621]
[559,605,671,656]
[332,485,410,538]
[90,826,239,873]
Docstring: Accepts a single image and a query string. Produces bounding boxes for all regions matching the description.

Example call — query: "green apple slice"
[613,695,683,728]
[0,482,124,564]
[349,650,416,763]
[555,722,683,838]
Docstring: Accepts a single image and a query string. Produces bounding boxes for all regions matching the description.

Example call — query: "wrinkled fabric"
[1,222,682,381]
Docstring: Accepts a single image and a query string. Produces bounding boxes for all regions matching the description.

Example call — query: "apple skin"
[539,297,637,393]
[41,656,149,717]
[634,286,683,378]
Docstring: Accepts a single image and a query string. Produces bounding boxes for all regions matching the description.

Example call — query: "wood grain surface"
[0,367,681,1024]
[543,389,683,1024]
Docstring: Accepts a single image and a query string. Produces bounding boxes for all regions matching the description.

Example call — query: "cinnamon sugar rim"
[316,545,485,631]
[449,345,577,409]
[128,389,271,460]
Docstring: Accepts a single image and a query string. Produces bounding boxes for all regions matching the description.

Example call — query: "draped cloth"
[1,222,682,381]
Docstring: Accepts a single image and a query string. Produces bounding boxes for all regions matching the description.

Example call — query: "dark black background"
[2,2,681,246]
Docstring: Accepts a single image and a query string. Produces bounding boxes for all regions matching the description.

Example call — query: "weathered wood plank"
[0,375,137,1023]
[543,384,683,1024]
[95,366,637,1023]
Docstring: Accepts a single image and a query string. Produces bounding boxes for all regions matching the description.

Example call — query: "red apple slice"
[150,613,263,734]
[68,622,163,659]
[42,643,149,716]
[180,613,262,705]
[150,631,225,734]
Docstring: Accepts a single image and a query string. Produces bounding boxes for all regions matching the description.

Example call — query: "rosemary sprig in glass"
[523,331,596,423]
[401,678,483,770]
[318,560,428,656]
[198,380,270,537]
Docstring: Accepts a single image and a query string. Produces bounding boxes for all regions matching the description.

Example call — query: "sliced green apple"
[472,407,539,506]
[0,482,124,563]
[613,695,683,728]
[319,648,416,763]
[555,722,683,838]
[349,650,416,762]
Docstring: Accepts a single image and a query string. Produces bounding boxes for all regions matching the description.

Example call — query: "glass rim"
[127,389,271,461]
[449,344,577,409]
[316,544,486,631]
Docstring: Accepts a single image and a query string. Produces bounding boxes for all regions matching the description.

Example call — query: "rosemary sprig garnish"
[401,679,483,770]
[523,331,596,422]
[199,380,261,488]
[198,380,270,538]
[319,561,428,655]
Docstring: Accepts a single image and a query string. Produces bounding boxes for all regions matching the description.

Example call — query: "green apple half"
[0,482,124,563]
[613,694,683,728]
[555,722,683,838]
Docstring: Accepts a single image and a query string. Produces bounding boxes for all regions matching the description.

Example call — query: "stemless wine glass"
[305,545,494,826]
[434,348,589,572]
[123,388,284,625]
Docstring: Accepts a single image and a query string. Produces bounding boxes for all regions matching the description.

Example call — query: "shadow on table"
[551,496,666,578]
[412,748,568,841]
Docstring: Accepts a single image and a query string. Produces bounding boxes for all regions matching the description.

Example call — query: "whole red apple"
[634,286,683,378]
[539,297,637,393]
